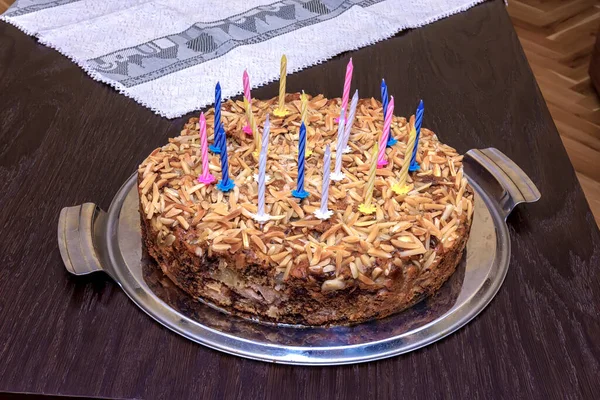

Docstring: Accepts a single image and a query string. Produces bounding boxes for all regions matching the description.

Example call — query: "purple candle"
[314,144,333,220]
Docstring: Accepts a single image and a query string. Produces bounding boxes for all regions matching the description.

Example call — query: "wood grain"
[1,1,599,399]
[507,0,600,226]
[0,1,11,12]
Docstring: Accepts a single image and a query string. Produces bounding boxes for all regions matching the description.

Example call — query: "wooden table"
[1,1,598,398]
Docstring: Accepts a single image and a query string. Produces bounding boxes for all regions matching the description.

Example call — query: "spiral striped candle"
[274,55,289,117]
[219,124,226,149]
[209,124,222,153]
[340,58,353,116]
[243,70,251,102]
[300,91,308,123]
[197,112,216,184]
[377,96,395,168]
[409,100,424,171]
[210,82,223,153]
[252,113,260,156]
[331,109,346,181]
[381,80,397,147]
[292,122,309,199]
[381,79,389,118]
[358,143,379,215]
[342,90,359,153]
[214,82,221,135]
[244,98,255,136]
[255,115,271,222]
[396,118,417,192]
[315,144,333,220]
[216,128,234,192]
[243,70,253,135]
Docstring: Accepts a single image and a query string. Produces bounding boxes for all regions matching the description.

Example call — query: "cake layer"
[138,93,474,325]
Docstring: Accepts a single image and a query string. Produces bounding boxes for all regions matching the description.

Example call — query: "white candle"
[342,90,359,154]
[315,144,333,220]
[254,114,271,223]
[330,109,346,181]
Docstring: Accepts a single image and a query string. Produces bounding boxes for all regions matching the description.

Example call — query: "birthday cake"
[138,93,474,326]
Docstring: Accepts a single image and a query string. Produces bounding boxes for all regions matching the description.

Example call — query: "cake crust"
[138,94,474,326]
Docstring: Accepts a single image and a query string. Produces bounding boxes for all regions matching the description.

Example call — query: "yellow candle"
[300,90,308,123]
[244,98,252,130]
[358,143,379,214]
[252,116,260,157]
[274,55,289,117]
[392,116,417,195]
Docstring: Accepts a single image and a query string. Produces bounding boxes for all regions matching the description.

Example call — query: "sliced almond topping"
[321,278,346,292]
[212,243,231,252]
[250,235,267,254]
[139,96,471,284]
[270,251,289,263]
[357,273,375,285]
[165,208,183,218]
[366,225,380,243]
[371,267,383,280]
[368,248,392,259]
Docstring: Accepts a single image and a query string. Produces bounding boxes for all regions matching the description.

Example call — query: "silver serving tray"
[58,148,539,365]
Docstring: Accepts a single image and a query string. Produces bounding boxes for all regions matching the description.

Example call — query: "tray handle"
[464,148,541,219]
[58,203,108,275]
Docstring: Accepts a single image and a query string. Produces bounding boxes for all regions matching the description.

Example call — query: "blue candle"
[409,100,424,172]
[209,124,223,154]
[210,82,222,153]
[292,122,309,199]
[216,127,234,192]
[381,79,389,117]
[382,79,397,147]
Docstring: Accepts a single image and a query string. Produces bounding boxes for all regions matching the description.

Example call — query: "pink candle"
[243,70,251,102]
[340,58,353,116]
[377,96,394,168]
[197,112,216,184]
[242,70,253,135]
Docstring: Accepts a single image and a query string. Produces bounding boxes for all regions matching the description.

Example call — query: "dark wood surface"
[1,1,599,398]
[591,24,600,95]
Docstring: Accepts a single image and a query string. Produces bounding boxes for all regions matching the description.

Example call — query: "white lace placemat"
[2,0,487,118]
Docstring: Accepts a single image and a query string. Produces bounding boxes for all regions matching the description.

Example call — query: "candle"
[340,58,353,118]
[342,90,359,153]
[210,82,223,153]
[242,70,253,135]
[216,128,234,192]
[214,82,222,137]
[377,96,394,168]
[301,90,308,124]
[209,123,222,154]
[314,144,333,220]
[244,98,255,136]
[381,79,397,147]
[197,112,216,184]
[243,70,252,104]
[291,122,309,199]
[330,109,346,181]
[381,79,389,117]
[299,91,313,158]
[252,113,260,157]
[392,116,417,195]
[273,55,289,117]
[254,114,271,222]
[409,100,424,171]
[358,143,379,215]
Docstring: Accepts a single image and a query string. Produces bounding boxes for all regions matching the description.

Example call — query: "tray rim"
[100,172,509,365]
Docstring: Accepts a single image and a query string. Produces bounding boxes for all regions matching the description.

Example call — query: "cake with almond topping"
[138,93,474,326]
